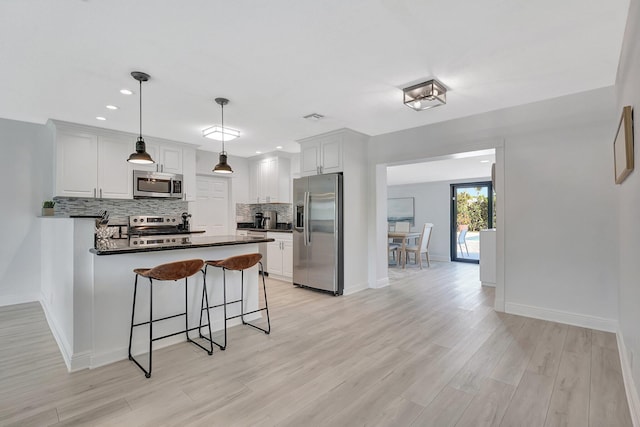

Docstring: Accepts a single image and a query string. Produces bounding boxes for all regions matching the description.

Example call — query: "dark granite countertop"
[91,235,274,255]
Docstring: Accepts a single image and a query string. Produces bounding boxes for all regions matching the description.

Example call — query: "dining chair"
[392,221,411,245]
[403,223,433,269]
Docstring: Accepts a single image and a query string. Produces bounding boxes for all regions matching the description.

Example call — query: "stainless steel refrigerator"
[293,173,343,295]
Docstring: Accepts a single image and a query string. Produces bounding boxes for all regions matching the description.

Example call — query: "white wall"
[615,0,640,420]
[0,118,52,305]
[503,124,618,329]
[388,177,491,262]
[368,86,619,330]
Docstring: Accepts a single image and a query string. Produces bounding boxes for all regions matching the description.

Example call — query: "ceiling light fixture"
[212,97,233,174]
[403,79,447,111]
[127,71,155,165]
[106,105,119,110]
[202,125,240,141]
[96,116,106,121]
[276,145,283,150]
[120,89,133,95]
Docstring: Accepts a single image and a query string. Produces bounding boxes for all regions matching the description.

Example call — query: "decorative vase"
[42,207,54,216]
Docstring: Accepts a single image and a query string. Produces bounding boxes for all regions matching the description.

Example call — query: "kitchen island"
[40,217,274,371]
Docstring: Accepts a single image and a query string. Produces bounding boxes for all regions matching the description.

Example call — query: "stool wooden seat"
[200,253,270,351]
[128,258,213,378]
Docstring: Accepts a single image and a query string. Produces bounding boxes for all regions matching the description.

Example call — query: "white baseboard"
[267,273,292,283]
[481,281,496,288]
[505,302,617,332]
[494,298,505,313]
[39,299,73,371]
[371,277,390,289]
[344,281,369,296]
[617,331,640,427]
[70,351,92,372]
[0,293,41,307]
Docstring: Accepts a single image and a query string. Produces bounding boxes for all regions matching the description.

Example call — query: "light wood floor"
[0,262,632,426]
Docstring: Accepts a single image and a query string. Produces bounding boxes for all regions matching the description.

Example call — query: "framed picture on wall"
[388,197,415,225]
[614,105,634,184]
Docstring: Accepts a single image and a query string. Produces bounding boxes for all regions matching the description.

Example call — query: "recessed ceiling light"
[106,105,119,110]
[276,145,283,150]
[120,89,133,95]
[96,116,106,121]
[480,160,490,163]
[256,151,262,154]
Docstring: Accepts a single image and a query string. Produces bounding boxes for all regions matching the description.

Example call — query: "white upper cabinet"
[298,133,343,176]
[55,128,133,199]
[182,147,196,202]
[51,121,195,200]
[134,140,183,174]
[249,156,291,203]
[97,135,134,199]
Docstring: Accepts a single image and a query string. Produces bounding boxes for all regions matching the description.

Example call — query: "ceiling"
[0,0,630,158]
[387,150,495,186]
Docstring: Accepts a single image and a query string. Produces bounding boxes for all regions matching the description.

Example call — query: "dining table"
[388,231,421,268]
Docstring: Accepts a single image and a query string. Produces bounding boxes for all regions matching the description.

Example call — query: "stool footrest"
[133,311,186,328]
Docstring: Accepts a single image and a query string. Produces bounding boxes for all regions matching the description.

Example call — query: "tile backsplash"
[53,197,188,222]
[236,203,293,224]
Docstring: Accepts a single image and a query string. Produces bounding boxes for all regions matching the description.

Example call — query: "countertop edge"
[91,238,274,256]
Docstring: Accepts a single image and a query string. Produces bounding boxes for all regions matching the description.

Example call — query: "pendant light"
[212,97,233,174]
[127,71,155,164]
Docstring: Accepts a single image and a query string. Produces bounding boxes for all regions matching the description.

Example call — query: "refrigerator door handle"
[304,191,311,246]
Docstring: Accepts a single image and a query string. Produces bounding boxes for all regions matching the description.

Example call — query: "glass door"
[450,181,493,263]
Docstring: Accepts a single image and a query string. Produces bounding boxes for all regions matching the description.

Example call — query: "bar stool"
[199,253,270,351]
[128,258,213,378]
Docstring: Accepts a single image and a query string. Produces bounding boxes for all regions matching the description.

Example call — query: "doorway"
[450,181,493,263]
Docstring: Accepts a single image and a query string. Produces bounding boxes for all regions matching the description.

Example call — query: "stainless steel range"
[128,214,194,248]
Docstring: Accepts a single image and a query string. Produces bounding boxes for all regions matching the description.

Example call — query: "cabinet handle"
[99,188,102,198]
[161,164,164,173]
[93,188,96,198]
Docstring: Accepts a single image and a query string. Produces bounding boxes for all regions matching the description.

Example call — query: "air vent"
[303,113,324,121]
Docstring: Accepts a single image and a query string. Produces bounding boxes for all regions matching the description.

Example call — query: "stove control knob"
[140,218,144,222]
[133,241,138,245]
[133,218,138,222]
[172,218,176,222]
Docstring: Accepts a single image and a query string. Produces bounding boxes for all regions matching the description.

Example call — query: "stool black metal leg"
[128,274,139,361]
[222,268,227,350]
[238,262,271,335]
[240,270,246,325]
[147,278,153,378]
[198,265,225,352]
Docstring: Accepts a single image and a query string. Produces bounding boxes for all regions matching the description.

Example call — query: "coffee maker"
[254,212,264,228]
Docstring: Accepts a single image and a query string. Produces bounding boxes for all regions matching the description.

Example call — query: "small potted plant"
[42,200,55,216]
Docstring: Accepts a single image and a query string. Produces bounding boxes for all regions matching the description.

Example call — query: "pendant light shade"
[127,71,155,164]
[212,97,233,174]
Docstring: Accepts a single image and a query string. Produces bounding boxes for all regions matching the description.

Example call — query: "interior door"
[191,176,229,236]
[450,181,493,263]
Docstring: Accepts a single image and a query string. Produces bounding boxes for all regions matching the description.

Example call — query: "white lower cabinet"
[266,232,293,281]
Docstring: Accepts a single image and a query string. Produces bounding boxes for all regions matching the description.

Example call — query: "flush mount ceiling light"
[403,79,447,111]
[202,125,240,141]
[212,97,233,174]
[127,71,155,165]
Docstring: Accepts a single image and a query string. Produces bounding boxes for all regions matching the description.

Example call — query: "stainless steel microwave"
[133,170,183,199]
